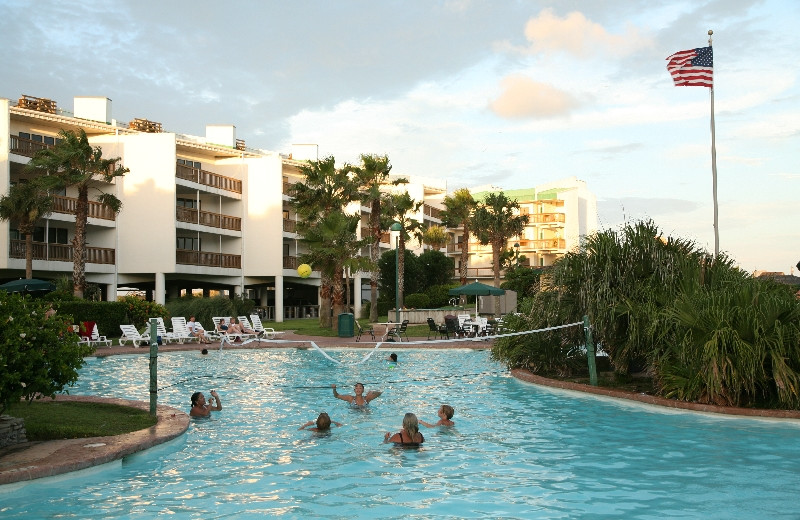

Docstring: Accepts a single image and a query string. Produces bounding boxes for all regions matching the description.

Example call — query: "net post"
[583,315,598,386]
[149,318,159,416]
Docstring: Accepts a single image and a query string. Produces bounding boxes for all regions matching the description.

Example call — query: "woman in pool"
[190,390,222,417]
[420,404,455,427]
[299,412,342,432]
[384,412,425,445]
[331,382,382,407]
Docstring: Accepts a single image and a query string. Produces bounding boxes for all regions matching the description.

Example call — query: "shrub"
[0,293,94,414]
[56,301,127,338]
[426,284,453,308]
[404,293,430,309]
[119,295,170,329]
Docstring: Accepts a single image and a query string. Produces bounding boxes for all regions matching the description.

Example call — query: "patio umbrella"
[0,278,56,294]
[449,281,505,315]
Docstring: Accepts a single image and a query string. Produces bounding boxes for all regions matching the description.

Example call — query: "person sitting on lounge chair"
[187,316,211,344]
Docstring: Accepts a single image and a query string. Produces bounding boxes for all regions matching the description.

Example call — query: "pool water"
[2,347,800,519]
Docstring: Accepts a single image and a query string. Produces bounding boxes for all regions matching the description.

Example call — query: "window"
[177,198,197,209]
[18,132,61,145]
[31,227,68,243]
[177,237,200,250]
[283,243,290,257]
[177,158,201,169]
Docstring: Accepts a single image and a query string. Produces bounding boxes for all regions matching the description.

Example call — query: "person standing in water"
[331,382,382,407]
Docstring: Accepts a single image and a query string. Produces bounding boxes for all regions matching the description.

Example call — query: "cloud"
[488,75,579,119]
[522,8,652,58]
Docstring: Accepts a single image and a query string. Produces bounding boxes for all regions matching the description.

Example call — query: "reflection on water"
[3,348,800,519]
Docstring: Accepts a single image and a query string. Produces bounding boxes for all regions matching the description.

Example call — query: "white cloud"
[488,75,579,119]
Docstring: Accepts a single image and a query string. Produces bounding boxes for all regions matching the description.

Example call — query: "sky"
[1,0,798,274]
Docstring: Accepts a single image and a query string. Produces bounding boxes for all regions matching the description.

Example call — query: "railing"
[423,204,442,220]
[283,181,292,195]
[447,242,465,253]
[283,255,298,269]
[284,305,320,319]
[525,238,566,250]
[175,163,242,194]
[52,195,116,220]
[235,139,246,151]
[380,232,391,245]
[176,249,241,268]
[464,267,496,278]
[283,219,297,233]
[528,213,565,224]
[9,239,115,264]
[176,206,241,230]
[128,118,162,133]
[17,95,57,114]
[9,135,54,158]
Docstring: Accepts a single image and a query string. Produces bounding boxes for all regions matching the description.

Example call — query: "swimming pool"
[2,347,800,519]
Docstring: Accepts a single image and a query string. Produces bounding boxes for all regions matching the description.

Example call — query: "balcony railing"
[423,204,442,220]
[9,135,54,158]
[283,219,297,233]
[176,163,242,194]
[52,195,116,221]
[176,249,241,269]
[17,95,57,114]
[176,206,241,231]
[528,213,565,224]
[464,267,496,278]
[283,181,292,195]
[283,255,299,269]
[10,239,115,264]
[524,238,566,250]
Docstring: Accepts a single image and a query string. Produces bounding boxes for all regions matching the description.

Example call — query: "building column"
[106,282,117,302]
[353,273,362,318]
[274,275,284,322]
[155,272,166,305]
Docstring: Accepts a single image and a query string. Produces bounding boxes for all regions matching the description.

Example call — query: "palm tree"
[441,188,476,302]
[472,192,528,316]
[290,156,359,328]
[0,182,53,279]
[385,192,424,309]
[350,154,399,322]
[27,129,127,298]
[423,225,448,251]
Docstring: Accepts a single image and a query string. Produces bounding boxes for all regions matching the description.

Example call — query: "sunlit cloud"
[488,75,579,119]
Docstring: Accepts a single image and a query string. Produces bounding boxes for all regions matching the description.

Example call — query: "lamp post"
[390,222,402,323]
[513,242,520,267]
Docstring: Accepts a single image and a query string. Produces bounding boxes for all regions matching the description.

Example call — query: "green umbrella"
[449,281,505,315]
[0,278,56,294]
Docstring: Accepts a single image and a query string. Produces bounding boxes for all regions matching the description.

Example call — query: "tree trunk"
[332,266,346,332]
[73,185,89,299]
[492,239,502,317]
[459,220,470,305]
[319,276,332,328]
[24,231,33,279]
[369,200,380,322]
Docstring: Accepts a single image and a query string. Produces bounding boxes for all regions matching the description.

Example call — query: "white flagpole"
[708,29,719,257]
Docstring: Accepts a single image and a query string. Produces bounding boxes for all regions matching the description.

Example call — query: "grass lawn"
[269,317,433,338]
[7,401,157,441]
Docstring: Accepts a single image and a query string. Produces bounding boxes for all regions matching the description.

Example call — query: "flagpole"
[708,29,719,257]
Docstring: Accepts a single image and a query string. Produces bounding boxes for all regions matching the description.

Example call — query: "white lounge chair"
[118,324,151,347]
[212,316,255,342]
[250,314,284,340]
[155,317,179,344]
[171,317,200,344]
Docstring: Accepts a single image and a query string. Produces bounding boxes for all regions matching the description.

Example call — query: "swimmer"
[386,353,398,363]
[419,404,455,427]
[190,390,222,417]
[384,413,425,445]
[299,412,342,432]
[332,382,382,407]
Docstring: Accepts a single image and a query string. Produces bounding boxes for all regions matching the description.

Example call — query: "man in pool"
[331,382,382,407]
[190,390,222,417]
[299,412,343,432]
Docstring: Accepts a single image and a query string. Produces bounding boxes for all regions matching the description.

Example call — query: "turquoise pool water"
[2,347,800,519]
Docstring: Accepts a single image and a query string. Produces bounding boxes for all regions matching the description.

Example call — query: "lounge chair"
[171,317,200,344]
[212,316,255,342]
[118,324,151,347]
[249,314,284,340]
[79,323,112,348]
[155,317,179,344]
[356,321,375,342]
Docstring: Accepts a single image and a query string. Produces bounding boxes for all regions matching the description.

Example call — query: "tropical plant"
[119,295,170,330]
[27,129,128,298]
[471,192,528,316]
[422,225,449,251]
[0,181,53,279]
[0,292,93,414]
[385,192,424,309]
[441,188,476,300]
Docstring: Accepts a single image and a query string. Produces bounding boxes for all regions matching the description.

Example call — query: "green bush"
[119,295,170,330]
[56,301,127,337]
[426,284,455,308]
[0,293,94,414]
[404,293,430,309]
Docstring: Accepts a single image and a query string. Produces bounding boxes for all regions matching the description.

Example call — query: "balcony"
[176,249,241,269]
[423,204,442,220]
[10,240,115,264]
[52,195,116,221]
[283,219,297,233]
[528,213,565,224]
[17,95,57,114]
[176,163,242,194]
[9,135,54,158]
[524,238,566,250]
[176,206,241,231]
[283,255,299,269]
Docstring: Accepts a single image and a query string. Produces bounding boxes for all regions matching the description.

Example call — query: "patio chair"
[80,323,111,348]
[250,314,284,339]
[171,317,200,344]
[356,321,375,342]
[426,318,447,340]
[118,324,151,347]
[155,317,179,344]
[387,320,409,342]
[444,315,466,339]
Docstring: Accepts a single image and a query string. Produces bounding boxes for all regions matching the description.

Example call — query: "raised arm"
[209,390,222,411]
[418,419,436,428]
[331,384,352,402]
[365,390,383,403]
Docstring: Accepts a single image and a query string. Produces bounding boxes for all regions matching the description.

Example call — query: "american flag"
[666,46,713,87]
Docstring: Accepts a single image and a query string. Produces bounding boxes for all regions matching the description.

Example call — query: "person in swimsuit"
[331,382,382,406]
[419,404,455,427]
[384,412,425,445]
[190,390,222,417]
[299,412,342,432]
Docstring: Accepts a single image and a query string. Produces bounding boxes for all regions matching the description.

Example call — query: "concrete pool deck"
[2,332,799,486]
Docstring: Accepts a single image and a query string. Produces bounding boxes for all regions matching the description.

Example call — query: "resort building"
[1,93,596,320]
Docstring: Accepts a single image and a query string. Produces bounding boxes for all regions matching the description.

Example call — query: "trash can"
[338,313,355,338]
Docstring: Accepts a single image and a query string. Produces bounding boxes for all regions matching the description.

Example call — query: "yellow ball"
[297,264,312,278]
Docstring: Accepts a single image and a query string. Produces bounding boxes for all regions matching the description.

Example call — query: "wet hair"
[316,412,332,430]
[191,392,202,407]
[354,382,364,390]
[441,405,454,419]
[402,413,419,438]
[201,349,208,355]
[389,353,397,362]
